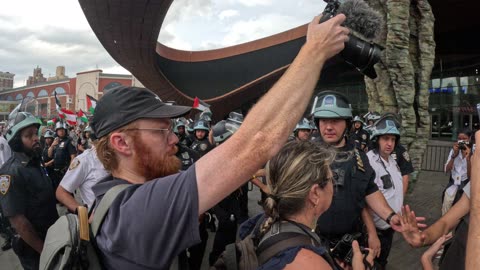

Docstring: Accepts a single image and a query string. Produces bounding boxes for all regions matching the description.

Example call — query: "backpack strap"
[223,241,239,270]
[256,221,321,265]
[91,184,131,237]
[257,233,313,265]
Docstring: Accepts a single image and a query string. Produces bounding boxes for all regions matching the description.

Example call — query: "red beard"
[133,137,181,181]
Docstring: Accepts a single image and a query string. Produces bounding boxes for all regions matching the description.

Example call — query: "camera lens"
[341,34,383,79]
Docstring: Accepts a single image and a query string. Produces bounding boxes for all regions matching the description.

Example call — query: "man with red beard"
[89,13,350,270]
[0,112,58,270]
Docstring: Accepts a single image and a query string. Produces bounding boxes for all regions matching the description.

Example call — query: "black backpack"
[211,219,334,270]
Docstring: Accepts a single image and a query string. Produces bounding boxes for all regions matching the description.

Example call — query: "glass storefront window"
[429,74,480,140]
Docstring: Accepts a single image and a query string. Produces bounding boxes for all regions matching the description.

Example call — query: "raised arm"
[466,131,480,270]
[195,14,350,214]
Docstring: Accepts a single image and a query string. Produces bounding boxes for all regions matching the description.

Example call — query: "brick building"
[0,72,15,91]
[0,68,144,120]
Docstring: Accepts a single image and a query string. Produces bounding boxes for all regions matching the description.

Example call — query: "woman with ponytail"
[237,140,375,270]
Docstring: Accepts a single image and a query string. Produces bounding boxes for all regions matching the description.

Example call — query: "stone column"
[364,0,436,182]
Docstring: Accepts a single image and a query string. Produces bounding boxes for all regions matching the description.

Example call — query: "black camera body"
[458,140,470,150]
[320,0,384,79]
[331,233,366,265]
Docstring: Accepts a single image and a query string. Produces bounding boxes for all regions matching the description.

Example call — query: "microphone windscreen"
[337,0,383,39]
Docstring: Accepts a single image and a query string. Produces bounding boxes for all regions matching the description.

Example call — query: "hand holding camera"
[331,233,376,269]
[319,0,384,79]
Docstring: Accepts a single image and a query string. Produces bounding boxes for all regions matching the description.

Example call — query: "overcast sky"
[1,0,326,88]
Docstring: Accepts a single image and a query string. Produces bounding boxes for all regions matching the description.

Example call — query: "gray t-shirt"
[92,165,200,269]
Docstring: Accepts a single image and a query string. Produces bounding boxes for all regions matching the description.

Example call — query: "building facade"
[0,72,15,91]
[0,68,144,121]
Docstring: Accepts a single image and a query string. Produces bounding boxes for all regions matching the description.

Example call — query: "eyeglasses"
[124,127,175,137]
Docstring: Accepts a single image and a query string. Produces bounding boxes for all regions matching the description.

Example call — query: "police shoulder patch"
[362,134,367,140]
[0,175,11,195]
[69,158,80,170]
[354,148,365,172]
[181,151,190,160]
[402,151,411,162]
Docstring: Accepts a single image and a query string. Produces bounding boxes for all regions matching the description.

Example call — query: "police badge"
[200,143,207,151]
[0,175,11,195]
[402,151,411,162]
[181,152,190,160]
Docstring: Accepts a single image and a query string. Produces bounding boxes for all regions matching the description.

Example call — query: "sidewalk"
[388,170,448,270]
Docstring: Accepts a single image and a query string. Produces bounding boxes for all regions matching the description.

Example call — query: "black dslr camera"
[331,233,366,265]
[320,0,384,79]
[458,140,470,150]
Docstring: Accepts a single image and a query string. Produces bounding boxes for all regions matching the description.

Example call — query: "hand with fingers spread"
[305,14,350,64]
[399,205,426,247]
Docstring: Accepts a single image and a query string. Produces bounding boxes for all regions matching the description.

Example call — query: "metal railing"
[421,141,452,172]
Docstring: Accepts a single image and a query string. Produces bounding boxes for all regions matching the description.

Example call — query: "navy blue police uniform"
[190,138,214,157]
[0,152,58,269]
[349,128,370,151]
[51,136,76,187]
[315,140,378,247]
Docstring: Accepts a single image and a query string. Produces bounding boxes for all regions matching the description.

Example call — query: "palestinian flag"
[86,95,97,114]
[77,109,88,123]
[192,97,210,112]
[60,108,77,126]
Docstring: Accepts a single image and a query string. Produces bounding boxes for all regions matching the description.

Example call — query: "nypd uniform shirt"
[92,164,200,270]
[176,144,200,171]
[316,141,379,236]
[0,136,12,166]
[391,144,414,176]
[59,148,109,209]
[0,152,58,238]
[366,151,404,230]
[53,137,76,169]
[190,138,213,157]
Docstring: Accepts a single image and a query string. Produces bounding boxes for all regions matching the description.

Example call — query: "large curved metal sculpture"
[78,0,480,119]
[78,0,360,119]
